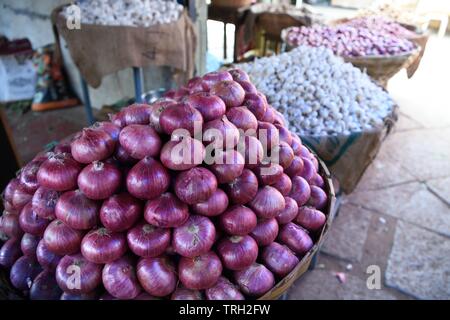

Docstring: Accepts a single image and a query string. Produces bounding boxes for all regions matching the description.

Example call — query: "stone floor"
[287,34,450,300]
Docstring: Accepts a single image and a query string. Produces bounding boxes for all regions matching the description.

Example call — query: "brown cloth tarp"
[51,6,197,88]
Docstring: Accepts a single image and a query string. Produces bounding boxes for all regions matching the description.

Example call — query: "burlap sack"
[51,6,196,88]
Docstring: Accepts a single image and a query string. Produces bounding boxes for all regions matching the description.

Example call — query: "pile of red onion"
[0,69,328,300]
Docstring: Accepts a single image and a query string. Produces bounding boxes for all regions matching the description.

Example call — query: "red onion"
[171,287,203,300]
[210,80,245,108]
[234,263,274,297]
[19,160,42,193]
[0,238,21,268]
[276,197,298,225]
[284,156,304,178]
[185,76,205,94]
[243,93,267,120]
[311,174,325,188]
[19,203,49,236]
[71,128,115,164]
[192,188,228,217]
[253,162,283,185]
[77,161,122,200]
[229,69,250,82]
[60,291,98,300]
[137,256,177,297]
[126,157,170,200]
[272,173,292,196]
[290,176,311,207]
[20,233,40,257]
[224,169,258,205]
[226,107,258,132]
[92,121,121,141]
[160,103,203,136]
[239,135,264,169]
[3,178,33,211]
[149,99,177,132]
[30,270,62,300]
[1,211,24,238]
[173,215,216,258]
[295,206,326,232]
[300,158,316,183]
[100,193,142,232]
[308,186,328,211]
[219,205,257,236]
[185,92,226,121]
[299,145,310,158]
[257,121,279,151]
[127,221,171,257]
[291,137,303,156]
[261,106,275,123]
[275,124,292,145]
[144,192,189,228]
[236,80,257,94]
[56,253,102,294]
[249,186,285,219]
[160,136,205,171]
[37,153,81,191]
[262,242,299,278]
[205,276,245,300]
[53,142,71,154]
[203,116,240,149]
[55,190,99,230]
[119,124,162,160]
[10,256,42,291]
[174,167,218,205]
[178,251,222,290]
[36,239,62,271]
[209,149,244,184]
[43,220,83,255]
[114,144,137,164]
[276,142,294,169]
[273,110,286,127]
[32,187,60,220]
[102,256,142,299]
[279,222,313,255]
[111,103,153,128]
[217,235,258,271]
[202,71,233,91]
[311,156,319,172]
[81,228,127,264]
[250,218,279,246]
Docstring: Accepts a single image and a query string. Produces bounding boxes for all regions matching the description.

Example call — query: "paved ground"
[287,34,450,300]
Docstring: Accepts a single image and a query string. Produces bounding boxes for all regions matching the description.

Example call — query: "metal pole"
[80,75,95,125]
[133,67,143,103]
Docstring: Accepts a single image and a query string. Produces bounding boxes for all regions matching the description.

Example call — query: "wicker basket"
[258,12,312,41]
[211,0,253,8]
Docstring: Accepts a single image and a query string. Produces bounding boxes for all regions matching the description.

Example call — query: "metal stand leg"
[133,67,143,103]
[223,23,227,60]
[80,75,95,125]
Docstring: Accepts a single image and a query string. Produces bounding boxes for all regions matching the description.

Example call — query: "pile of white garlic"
[62,0,183,27]
[240,46,395,136]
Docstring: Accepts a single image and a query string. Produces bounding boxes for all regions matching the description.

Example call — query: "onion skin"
[160,136,205,171]
[71,129,115,164]
[100,193,142,232]
[36,239,62,271]
[126,157,170,200]
[171,287,203,300]
[291,136,303,156]
[279,222,313,255]
[226,107,258,132]
[257,122,279,151]
[149,99,177,133]
[191,188,229,217]
[290,176,311,207]
[253,163,284,186]
[185,92,226,121]
[1,211,24,239]
[160,103,203,136]
[284,156,304,178]
[174,167,218,205]
[209,149,245,184]
[19,160,42,193]
[178,251,222,290]
[236,80,257,94]
[102,256,142,300]
[261,106,275,123]
[92,121,120,141]
[77,161,122,200]
[3,179,33,212]
[220,205,257,236]
[10,256,43,291]
[30,270,62,300]
[127,221,171,257]
[308,186,328,211]
[205,276,245,300]
[111,103,153,128]
[56,253,102,294]
[295,206,326,232]
[144,192,189,228]
[55,190,99,230]
[0,238,22,268]
[250,218,279,246]
[300,158,316,183]
[21,233,40,257]
[32,187,60,220]
[185,76,205,94]
[115,144,137,165]
[311,174,325,188]
[119,124,162,160]
[210,80,245,108]
[229,69,250,82]
[137,256,177,297]
[203,116,240,149]
[249,186,285,219]
[275,124,292,145]
[243,93,267,120]
[277,142,295,169]
[272,173,292,196]
[81,228,127,264]
[262,242,299,278]
[37,153,81,192]
[202,71,233,91]
[217,235,258,271]
[173,215,216,258]
[234,263,274,297]
[224,169,258,205]
[276,197,298,225]
[19,203,49,236]
[239,135,264,169]
[43,220,83,255]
